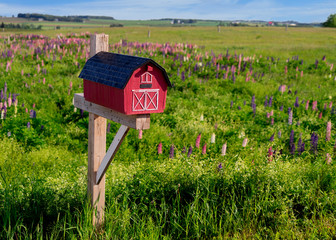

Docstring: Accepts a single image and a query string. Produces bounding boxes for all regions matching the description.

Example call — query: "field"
[0,26,336,239]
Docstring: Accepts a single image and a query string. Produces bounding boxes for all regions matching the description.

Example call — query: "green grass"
[0,26,336,238]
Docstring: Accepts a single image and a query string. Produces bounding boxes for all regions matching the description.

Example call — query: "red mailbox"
[79,52,171,115]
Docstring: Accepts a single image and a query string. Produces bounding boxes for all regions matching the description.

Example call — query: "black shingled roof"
[79,51,171,89]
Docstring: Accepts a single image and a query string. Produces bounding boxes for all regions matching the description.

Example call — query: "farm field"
[0,26,336,239]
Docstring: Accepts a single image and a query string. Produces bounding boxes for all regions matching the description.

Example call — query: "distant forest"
[17,13,115,22]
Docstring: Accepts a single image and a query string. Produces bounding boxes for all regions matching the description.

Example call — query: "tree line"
[17,13,115,22]
[0,22,42,29]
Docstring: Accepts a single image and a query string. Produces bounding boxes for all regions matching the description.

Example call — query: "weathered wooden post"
[74,33,171,227]
[88,33,109,226]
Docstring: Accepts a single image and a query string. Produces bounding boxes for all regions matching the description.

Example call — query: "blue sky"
[0,0,335,23]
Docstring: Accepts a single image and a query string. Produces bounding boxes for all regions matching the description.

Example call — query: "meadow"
[0,26,336,239]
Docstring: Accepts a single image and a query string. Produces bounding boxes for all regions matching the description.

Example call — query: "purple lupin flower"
[297,138,305,155]
[310,132,318,154]
[268,96,273,107]
[278,130,281,138]
[326,121,331,141]
[264,95,268,107]
[218,163,223,171]
[288,109,293,125]
[0,89,3,100]
[187,146,193,157]
[27,121,31,128]
[294,97,299,108]
[290,130,295,155]
[269,134,274,142]
[169,145,174,158]
[315,59,319,69]
[230,101,233,108]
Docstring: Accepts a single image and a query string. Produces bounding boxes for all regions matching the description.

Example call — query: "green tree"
[323,13,336,27]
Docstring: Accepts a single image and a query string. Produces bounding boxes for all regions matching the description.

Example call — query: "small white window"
[141,72,152,84]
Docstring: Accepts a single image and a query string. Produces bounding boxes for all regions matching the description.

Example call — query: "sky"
[0,0,335,23]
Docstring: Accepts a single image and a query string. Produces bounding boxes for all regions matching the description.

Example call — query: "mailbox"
[79,52,171,115]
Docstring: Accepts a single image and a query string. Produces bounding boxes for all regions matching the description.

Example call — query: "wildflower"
[242,138,248,147]
[318,112,322,119]
[269,134,274,142]
[187,146,193,157]
[310,132,318,154]
[195,133,201,148]
[218,163,223,171]
[294,97,299,107]
[288,109,293,125]
[290,130,295,155]
[268,96,273,107]
[211,133,216,143]
[138,129,143,139]
[278,130,281,138]
[202,143,207,154]
[326,121,331,141]
[221,142,227,156]
[27,121,31,128]
[230,101,233,108]
[312,101,317,111]
[181,146,186,154]
[158,142,162,154]
[264,95,268,107]
[169,145,174,158]
[305,100,310,110]
[268,147,273,162]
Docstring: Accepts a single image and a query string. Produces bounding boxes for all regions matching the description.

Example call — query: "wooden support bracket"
[96,125,130,184]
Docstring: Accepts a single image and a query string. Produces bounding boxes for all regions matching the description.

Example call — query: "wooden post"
[88,34,109,226]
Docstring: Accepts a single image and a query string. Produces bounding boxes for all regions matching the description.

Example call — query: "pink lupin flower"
[329,102,333,109]
[318,112,322,119]
[33,103,35,108]
[138,129,143,139]
[202,143,207,154]
[7,98,11,107]
[157,142,162,154]
[330,64,333,71]
[326,121,331,141]
[305,100,310,110]
[43,78,46,84]
[284,66,288,75]
[300,71,303,77]
[195,133,201,148]
[268,147,273,162]
[312,101,317,111]
[271,118,274,125]
[69,81,73,89]
[37,64,40,73]
[21,69,24,76]
[326,153,332,164]
[25,108,28,113]
[242,138,248,147]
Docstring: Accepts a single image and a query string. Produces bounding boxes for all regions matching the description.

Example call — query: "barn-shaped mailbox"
[79,51,171,115]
